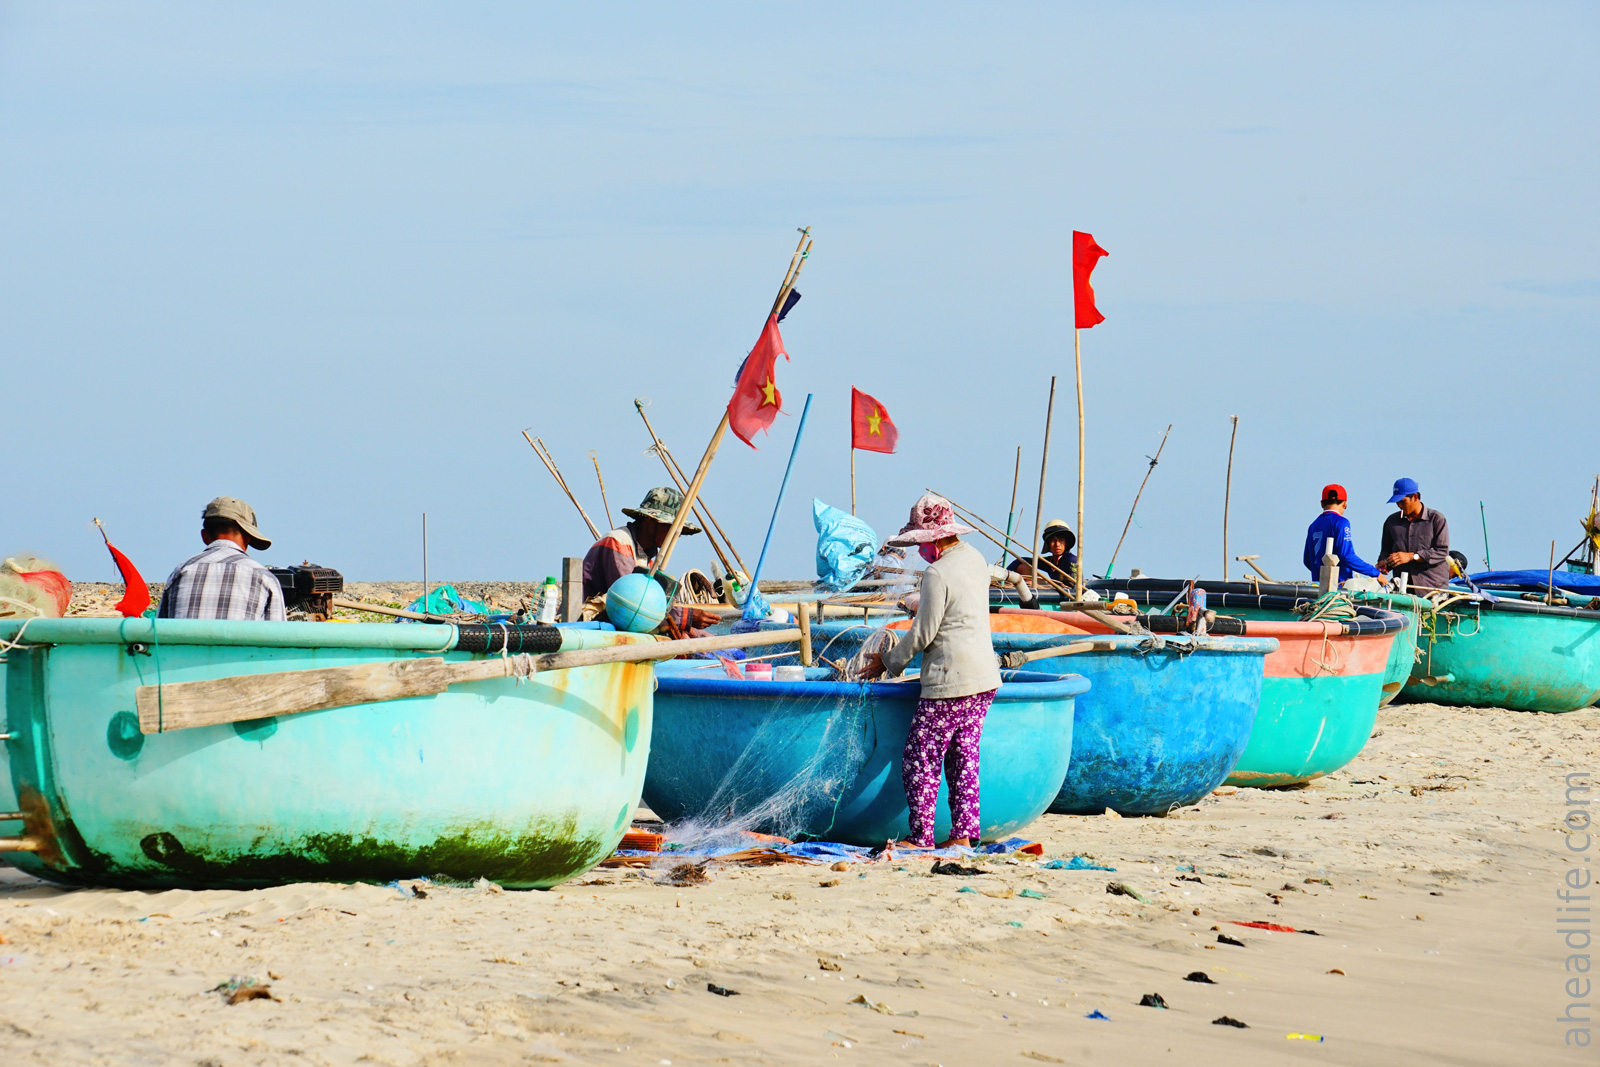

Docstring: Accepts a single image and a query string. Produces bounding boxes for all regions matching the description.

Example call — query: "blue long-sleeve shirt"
[1303,509,1379,583]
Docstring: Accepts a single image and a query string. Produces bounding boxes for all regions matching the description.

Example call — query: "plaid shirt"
[157,540,286,621]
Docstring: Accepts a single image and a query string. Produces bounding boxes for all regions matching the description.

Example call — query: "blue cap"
[1387,477,1419,504]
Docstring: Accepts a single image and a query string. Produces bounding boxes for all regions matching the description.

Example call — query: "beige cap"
[202,496,272,550]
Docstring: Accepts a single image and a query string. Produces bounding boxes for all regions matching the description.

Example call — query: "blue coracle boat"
[987,628,1277,814]
[645,663,1087,845]
[803,618,1276,816]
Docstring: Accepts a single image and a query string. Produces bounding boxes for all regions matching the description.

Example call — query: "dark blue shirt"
[1303,510,1379,583]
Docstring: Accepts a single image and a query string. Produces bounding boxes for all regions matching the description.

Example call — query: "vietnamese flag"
[1072,230,1108,328]
[850,387,898,454]
[727,313,788,448]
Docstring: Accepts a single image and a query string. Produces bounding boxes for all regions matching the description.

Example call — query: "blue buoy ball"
[605,573,669,633]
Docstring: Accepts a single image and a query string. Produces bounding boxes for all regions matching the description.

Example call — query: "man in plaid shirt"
[158,497,286,621]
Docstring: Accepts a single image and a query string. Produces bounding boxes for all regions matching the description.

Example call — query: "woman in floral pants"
[863,494,1003,848]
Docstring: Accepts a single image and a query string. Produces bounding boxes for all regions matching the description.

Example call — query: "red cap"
[1322,483,1347,504]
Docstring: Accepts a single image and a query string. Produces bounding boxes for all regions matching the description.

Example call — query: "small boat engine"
[269,562,344,620]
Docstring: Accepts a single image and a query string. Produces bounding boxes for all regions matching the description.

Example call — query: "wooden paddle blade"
[136,656,458,734]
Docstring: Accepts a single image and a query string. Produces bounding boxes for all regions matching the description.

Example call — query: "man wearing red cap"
[1302,484,1379,585]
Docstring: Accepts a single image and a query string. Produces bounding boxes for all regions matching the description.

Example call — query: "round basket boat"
[644,663,1088,846]
[0,618,654,889]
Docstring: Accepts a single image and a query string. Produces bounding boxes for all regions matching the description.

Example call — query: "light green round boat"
[0,618,653,889]
[1398,594,1600,713]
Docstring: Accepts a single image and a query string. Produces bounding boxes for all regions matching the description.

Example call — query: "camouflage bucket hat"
[622,486,702,535]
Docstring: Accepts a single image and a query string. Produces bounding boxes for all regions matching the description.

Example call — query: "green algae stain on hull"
[1,621,653,890]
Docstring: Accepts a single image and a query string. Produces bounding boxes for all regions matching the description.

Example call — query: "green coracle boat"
[0,618,653,889]
[1398,592,1600,713]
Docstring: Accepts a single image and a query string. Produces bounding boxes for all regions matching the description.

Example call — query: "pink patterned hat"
[885,493,975,546]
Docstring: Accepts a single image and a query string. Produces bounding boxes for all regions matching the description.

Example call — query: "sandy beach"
[3,695,1592,1065]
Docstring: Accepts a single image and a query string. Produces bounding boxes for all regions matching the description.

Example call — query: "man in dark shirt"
[1378,477,1451,592]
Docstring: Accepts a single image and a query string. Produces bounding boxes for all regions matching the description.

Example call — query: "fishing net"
[0,556,70,618]
[660,684,877,855]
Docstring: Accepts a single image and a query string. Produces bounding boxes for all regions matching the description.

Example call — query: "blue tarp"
[814,499,878,592]
[614,835,1045,863]
[1467,569,1600,596]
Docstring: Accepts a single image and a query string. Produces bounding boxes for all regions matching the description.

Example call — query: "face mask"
[918,541,943,564]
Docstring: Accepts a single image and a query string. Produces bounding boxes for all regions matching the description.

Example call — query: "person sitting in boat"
[1302,483,1380,586]
[157,496,286,621]
[859,493,1003,849]
[1378,477,1451,593]
[579,486,702,618]
[1006,518,1078,588]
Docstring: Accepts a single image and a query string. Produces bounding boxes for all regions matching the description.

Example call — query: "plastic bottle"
[536,577,560,624]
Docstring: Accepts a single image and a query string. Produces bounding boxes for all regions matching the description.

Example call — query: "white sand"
[3,700,1594,1065]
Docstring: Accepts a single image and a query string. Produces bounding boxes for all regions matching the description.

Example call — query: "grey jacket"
[883,541,1003,699]
[1379,506,1451,592]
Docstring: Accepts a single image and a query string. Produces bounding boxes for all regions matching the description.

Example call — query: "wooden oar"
[1000,640,1098,669]
[135,628,803,735]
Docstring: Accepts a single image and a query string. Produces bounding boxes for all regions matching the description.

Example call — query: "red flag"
[727,313,788,448]
[850,387,899,454]
[1072,230,1108,328]
[95,525,150,617]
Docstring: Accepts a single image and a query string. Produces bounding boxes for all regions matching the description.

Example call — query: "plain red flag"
[1072,230,1108,328]
[727,313,788,448]
[850,388,899,454]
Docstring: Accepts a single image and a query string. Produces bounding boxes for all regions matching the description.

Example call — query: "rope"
[0,615,37,653]
[1297,591,1357,623]
[1309,620,1342,676]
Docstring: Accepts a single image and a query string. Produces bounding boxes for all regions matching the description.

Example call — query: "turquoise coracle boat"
[0,618,654,889]
[1398,592,1600,712]
[644,662,1087,845]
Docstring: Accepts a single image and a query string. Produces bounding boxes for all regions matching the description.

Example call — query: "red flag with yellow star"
[850,387,898,454]
[727,313,788,448]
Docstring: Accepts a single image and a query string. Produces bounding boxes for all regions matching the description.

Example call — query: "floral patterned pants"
[901,688,996,847]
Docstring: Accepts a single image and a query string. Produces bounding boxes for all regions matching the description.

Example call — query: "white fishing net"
[660,682,877,853]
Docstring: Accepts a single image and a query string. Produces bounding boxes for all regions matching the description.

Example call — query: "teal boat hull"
[644,663,1087,845]
[1,619,653,889]
[1399,596,1600,712]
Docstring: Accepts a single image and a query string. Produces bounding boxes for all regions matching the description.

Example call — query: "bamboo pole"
[1001,445,1022,568]
[521,431,601,540]
[927,489,1073,593]
[850,447,857,516]
[1033,376,1058,587]
[1223,415,1239,581]
[1073,331,1085,599]
[652,228,811,576]
[633,399,748,577]
[1548,539,1558,605]
[590,451,615,529]
[1105,423,1170,580]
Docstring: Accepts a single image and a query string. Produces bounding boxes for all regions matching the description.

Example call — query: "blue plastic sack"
[813,499,878,592]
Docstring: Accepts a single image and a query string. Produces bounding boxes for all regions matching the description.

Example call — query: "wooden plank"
[135,629,805,734]
[137,657,457,734]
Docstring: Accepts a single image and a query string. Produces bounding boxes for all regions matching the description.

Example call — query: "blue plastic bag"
[813,499,878,592]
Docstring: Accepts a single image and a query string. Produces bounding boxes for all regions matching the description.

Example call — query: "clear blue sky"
[3,3,1595,585]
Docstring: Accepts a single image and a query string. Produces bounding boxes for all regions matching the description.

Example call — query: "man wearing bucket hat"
[1007,518,1078,586]
[157,496,287,621]
[579,486,702,607]
[859,493,1003,849]
[1378,477,1451,593]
